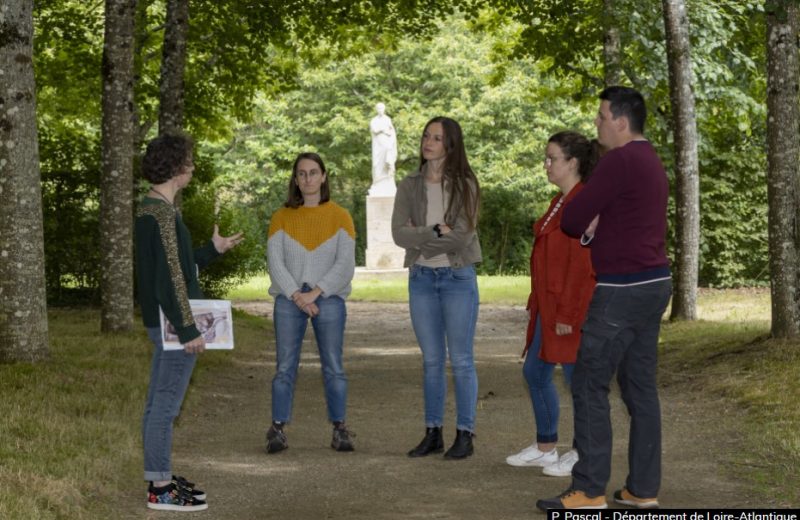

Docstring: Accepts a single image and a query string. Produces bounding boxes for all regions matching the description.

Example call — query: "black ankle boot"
[407,427,444,457]
[444,429,474,459]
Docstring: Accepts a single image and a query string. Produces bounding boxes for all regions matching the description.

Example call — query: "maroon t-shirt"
[561,140,669,277]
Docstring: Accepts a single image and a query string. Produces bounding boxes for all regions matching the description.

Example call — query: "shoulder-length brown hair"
[418,117,480,229]
[284,152,331,208]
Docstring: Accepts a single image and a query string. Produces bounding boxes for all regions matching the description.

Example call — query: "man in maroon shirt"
[537,86,672,511]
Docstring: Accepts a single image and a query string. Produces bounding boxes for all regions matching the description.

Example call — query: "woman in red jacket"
[505,132,601,477]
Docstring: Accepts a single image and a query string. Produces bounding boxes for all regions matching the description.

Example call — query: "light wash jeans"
[142,327,197,482]
[271,289,348,424]
[523,316,575,444]
[408,264,479,432]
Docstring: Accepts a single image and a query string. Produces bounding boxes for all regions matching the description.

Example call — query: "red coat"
[524,183,595,363]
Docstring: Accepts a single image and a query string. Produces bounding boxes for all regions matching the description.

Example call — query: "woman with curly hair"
[135,133,242,511]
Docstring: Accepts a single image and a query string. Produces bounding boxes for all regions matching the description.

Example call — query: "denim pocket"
[582,286,623,336]
[451,265,476,281]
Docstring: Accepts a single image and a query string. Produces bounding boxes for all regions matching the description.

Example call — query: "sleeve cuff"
[176,324,201,344]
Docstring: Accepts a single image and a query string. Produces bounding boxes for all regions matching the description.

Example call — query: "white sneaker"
[542,449,579,477]
[505,444,558,467]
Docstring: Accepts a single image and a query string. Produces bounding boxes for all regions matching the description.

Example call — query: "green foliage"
[180,161,267,298]
[478,0,768,285]
[31,0,772,288]
[469,0,606,88]
[132,0,471,142]
[33,1,109,305]
[33,0,471,299]
[40,130,102,305]
[210,16,591,274]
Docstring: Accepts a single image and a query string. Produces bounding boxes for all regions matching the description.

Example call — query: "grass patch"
[658,297,799,506]
[226,274,271,301]
[0,310,146,519]
[227,273,529,305]
[0,308,260,519]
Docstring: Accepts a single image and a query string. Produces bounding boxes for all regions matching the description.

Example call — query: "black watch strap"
[433,224,442,238]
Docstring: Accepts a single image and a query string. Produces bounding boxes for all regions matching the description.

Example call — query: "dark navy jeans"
[570,279,672,498]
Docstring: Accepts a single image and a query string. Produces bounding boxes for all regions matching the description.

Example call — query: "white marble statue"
[369,102,398,196]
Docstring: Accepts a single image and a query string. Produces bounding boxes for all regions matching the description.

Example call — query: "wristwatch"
[433,224,443,238]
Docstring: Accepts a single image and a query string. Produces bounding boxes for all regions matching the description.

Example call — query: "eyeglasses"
[296,170,322,180]
[544,156,567,167]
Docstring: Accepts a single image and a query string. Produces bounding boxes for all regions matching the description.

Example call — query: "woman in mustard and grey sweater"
[265,152,356,454]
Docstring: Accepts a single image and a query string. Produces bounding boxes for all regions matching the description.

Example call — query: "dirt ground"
[123,301,759,519]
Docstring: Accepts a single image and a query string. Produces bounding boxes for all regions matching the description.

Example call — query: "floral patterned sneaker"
[147,483,208,512]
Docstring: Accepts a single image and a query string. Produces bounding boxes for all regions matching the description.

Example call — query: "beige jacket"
[391,167,482,268]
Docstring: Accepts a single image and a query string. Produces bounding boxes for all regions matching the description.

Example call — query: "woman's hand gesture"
[212,224,244,253]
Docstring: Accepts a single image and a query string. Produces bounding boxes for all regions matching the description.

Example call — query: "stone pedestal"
[365,195,405,269]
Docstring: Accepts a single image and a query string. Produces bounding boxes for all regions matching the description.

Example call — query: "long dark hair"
[547,131,605,182]
[418,117,480,229]
[284,152,331,208]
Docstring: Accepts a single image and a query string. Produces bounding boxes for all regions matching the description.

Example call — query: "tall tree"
[99,0,138,333]
[663,0,700,320]
[0,0,49,362]
[766,0,799,338]
[603,0,623,85]
[158,0,189,134]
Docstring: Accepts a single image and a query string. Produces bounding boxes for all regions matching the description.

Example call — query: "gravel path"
[121,301,757,519]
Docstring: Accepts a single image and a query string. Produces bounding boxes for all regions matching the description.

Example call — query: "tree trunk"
[158,0,189,135]
[100,0,138,333]
[663,0,699,321]
[603,0,623,86]
[0,0,50,362]
[766,0,800,338]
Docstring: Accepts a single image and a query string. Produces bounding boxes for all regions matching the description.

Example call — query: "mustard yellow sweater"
[267,202,356,299]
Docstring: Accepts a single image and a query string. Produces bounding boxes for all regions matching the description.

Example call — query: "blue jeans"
[271,291,348,424]
[408,264,479,432]
[523,316,575,444]
[142,327,197,482]
[571,279,672,498]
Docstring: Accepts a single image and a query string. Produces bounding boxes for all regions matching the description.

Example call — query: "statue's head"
[375,102,386,115]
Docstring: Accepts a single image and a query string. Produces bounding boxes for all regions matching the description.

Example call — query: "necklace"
[539,195,566,233]
[149,187,173,205]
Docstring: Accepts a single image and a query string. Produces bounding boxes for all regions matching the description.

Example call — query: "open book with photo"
[159,299,234,350]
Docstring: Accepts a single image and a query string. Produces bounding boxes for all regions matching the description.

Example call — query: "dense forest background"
[32,0,766,303]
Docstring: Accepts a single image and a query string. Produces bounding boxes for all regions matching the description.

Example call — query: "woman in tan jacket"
[392,117,482,460]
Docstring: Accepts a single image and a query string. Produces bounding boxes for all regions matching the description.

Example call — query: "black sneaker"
[147,483,208,511]
[266,424,288,454]
[331,425,355,452]
[173,475,206,501]
[147,476,206,501]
